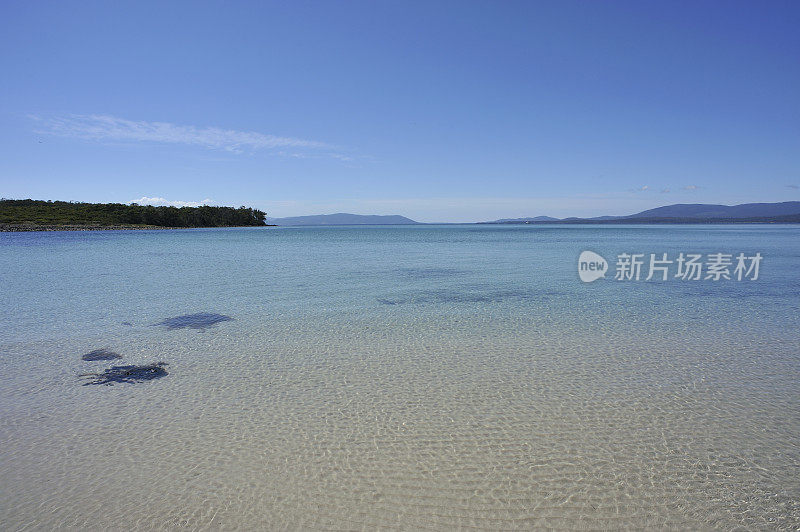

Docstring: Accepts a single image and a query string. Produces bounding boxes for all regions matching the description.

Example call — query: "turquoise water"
[1,225,799,529]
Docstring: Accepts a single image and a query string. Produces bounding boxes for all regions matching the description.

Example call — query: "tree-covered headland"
[0,199,267,228]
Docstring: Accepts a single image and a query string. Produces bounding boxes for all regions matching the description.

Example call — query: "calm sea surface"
[1,225,799,529]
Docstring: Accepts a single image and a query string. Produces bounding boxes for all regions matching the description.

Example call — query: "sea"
[1,224,798,529]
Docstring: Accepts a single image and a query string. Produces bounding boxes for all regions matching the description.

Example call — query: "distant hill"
[625,202,800,219]
[484,216,560,223]
[586,215,626,221]
[266,213,420,226]
[481,202,800,224]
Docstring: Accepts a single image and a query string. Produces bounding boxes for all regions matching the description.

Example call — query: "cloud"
[630,185,649,192]
[275,150,354,162]
[683,184,700,190]
[660,188,670,193]
[130,196,215,208]
[31,114,340,157]
[786,184,799,190]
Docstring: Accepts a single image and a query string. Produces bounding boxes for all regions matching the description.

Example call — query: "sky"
[1,0,798,223]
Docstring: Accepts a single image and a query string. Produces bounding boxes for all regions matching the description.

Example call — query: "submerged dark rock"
[377,288,560,306]
[79,362,168,386]
[153,312,233,330]
[394,267,465,279]
[82,349,123,361]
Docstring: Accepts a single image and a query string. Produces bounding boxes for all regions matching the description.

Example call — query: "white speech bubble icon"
[578,251,607,282]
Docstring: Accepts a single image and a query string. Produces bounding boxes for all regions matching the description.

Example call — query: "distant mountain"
[266,213,420,226]
[625,202,800,219]
[481,202,800,224]
[483,215,560,223]
[587,215,626,221]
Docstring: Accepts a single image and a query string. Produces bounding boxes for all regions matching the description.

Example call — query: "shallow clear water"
[1,224,799,529]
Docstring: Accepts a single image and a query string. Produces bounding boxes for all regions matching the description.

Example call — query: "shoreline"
[0,223,276,232]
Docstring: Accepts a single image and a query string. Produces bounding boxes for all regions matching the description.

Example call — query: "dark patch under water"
[153,312,233,330]
[81,348,123,361]
[393,267,466,279]
[378,288,561,305]
[80,362,168,386]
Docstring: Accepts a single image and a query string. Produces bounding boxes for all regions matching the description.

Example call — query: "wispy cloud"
[31,114,339,157]
[786,184,799,190]
[131,196,215,208]
[684,184,700,190]
[275,150,354,162]
[660,188,670,193]
[630,185,649,192]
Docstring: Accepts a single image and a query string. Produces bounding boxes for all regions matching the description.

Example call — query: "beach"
[1,224,798,529]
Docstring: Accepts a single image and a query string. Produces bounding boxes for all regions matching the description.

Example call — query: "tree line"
[0,199,267,227]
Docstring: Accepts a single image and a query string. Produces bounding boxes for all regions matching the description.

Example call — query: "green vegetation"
[0,199,267,228]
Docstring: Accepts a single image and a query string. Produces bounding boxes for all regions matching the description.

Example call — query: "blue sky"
[1,0,798,222]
